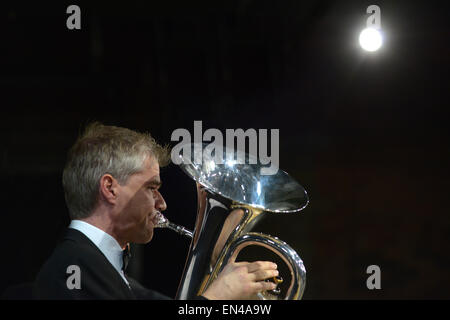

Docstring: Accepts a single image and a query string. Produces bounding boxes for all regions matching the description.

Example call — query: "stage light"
[359,27,383,52]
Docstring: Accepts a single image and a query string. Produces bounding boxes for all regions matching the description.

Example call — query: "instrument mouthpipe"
[166,222,194,238]
[155,211,193,238]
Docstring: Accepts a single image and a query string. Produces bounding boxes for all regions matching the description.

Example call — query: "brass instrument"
[156,143,309,299]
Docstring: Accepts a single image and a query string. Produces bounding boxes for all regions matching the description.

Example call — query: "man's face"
[112,155,166,245]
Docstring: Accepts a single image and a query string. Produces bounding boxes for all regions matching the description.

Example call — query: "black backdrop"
[1,0,449,299]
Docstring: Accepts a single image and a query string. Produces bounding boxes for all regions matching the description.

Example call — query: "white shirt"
[68,220,130,287]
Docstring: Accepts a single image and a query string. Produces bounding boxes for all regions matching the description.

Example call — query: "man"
[33,122,278,299]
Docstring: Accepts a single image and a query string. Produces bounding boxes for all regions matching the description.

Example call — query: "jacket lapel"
[63,228,136,299]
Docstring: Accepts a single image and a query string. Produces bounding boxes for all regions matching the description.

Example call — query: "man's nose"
[155,191,167,212]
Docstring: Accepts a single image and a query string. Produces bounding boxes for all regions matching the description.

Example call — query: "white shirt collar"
[68,220,128,284]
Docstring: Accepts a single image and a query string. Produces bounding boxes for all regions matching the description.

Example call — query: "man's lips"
[149,212,159,225]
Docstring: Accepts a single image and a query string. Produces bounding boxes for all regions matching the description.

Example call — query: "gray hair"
[62,122,170,220]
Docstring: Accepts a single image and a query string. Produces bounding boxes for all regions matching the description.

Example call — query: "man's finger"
[253,280,277,293]
[246,261,278,273]
[250,269,279,281]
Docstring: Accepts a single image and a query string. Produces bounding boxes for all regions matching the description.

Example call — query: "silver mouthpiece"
[154,211,193,238]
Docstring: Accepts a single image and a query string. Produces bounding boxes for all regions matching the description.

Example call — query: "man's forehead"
[141,156,161,181]
[143,155,160,170]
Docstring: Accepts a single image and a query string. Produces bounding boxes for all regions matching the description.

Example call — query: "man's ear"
[99,174,119,204]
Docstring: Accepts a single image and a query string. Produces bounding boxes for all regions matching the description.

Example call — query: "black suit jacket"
[33,228,171,300]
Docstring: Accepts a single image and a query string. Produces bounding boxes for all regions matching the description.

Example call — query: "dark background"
[1,0,449,299]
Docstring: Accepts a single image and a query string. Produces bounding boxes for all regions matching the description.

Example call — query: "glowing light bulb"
[359,28,383,52]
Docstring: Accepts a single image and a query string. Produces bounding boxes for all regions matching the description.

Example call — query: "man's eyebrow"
[145,178,162,187]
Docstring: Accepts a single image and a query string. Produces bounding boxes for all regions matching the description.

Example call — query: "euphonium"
[156,143,309,300]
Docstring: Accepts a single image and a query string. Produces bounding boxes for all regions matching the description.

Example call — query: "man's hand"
[202,261,278,300]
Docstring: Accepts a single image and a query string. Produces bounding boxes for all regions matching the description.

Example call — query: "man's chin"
[136,220,154,243]
[142,231,154,244]
[132,230,154,244]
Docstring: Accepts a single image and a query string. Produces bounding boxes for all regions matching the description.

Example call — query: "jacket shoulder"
[33,233,129,299]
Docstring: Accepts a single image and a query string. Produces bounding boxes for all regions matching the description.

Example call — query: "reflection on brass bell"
[266,275,283,295]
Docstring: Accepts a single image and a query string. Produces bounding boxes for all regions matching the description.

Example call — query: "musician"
[33,122,278,300]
